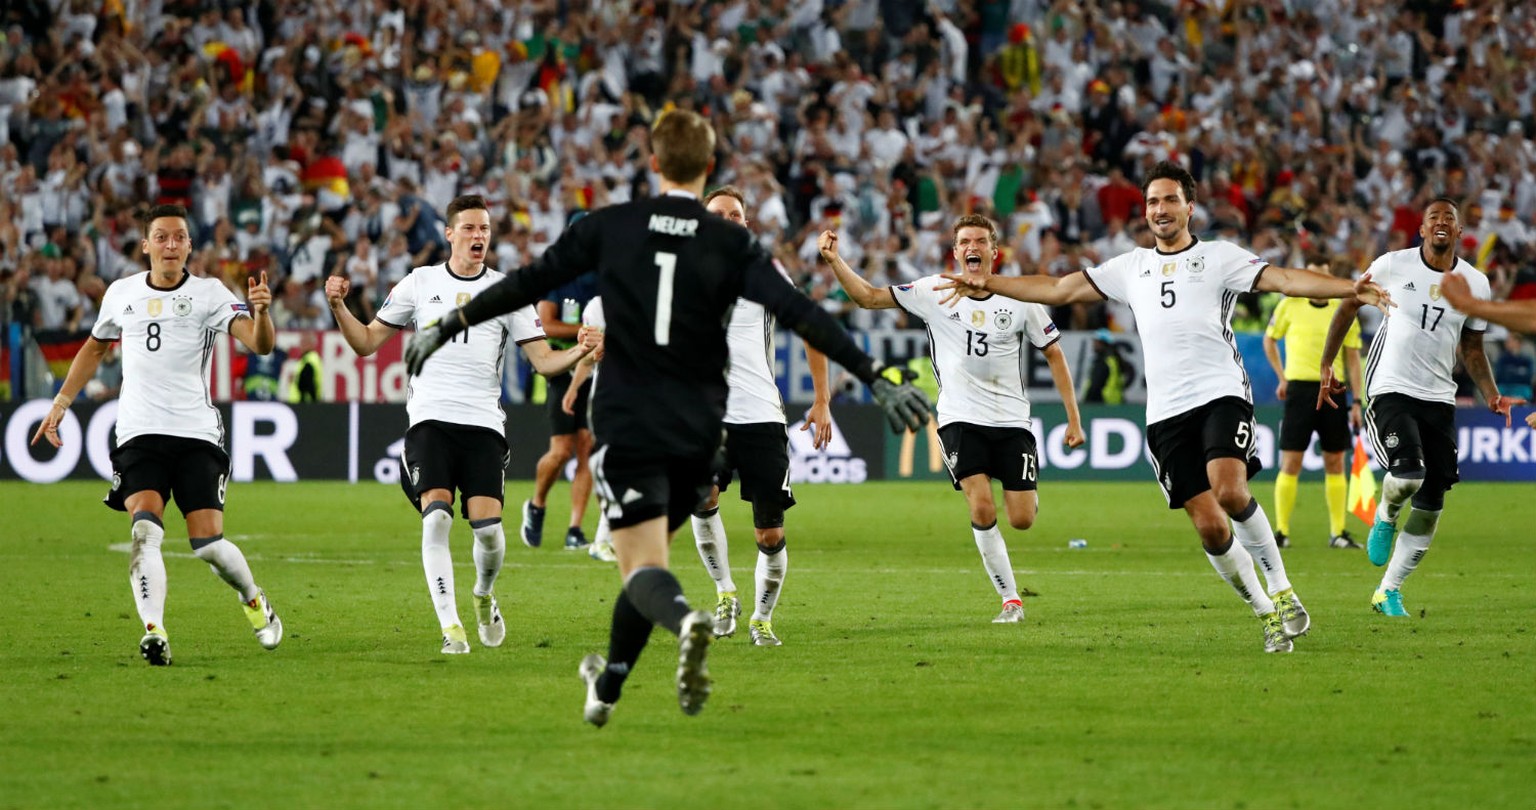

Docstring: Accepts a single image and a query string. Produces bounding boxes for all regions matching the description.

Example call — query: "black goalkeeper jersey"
[460,193,877,456]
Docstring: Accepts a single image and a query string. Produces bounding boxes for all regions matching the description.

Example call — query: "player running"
[935,161,1391,653]
[34,204,284,665]
[823,213,1085,624]
[1318,197,1524,617]
[327,194,597,654]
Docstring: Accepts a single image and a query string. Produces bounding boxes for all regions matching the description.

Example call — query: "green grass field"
[1,479,1532,809]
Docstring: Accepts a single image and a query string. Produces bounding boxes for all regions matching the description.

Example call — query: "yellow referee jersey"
[1265,298,1361,381]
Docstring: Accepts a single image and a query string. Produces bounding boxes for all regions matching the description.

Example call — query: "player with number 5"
[934,161,1392,653]
[32,203,283,666]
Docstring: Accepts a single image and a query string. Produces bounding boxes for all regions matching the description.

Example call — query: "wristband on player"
[53,393,72,409]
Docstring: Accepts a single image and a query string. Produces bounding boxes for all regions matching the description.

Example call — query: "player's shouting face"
[952,225,997,278]
[1420,199,1461,252]
[447,207,493,268]
[1144,178,1193,244]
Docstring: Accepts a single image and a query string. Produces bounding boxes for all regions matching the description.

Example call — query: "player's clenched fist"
[817,230,839,260]
[247,270,272,314]
[325,274,350,309]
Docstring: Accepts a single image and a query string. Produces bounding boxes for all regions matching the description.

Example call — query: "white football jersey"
[1362,248,1488,404]
[1085,238,1267,424]
[723,261,796,425]
[890,275,1059,428]
[91,271,250,446]
[377,264,545,435]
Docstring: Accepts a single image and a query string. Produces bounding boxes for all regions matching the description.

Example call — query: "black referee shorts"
[546,372,590,435]
[1278,380,1351,453]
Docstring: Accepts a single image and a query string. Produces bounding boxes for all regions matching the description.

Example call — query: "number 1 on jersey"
[654,251,677,345]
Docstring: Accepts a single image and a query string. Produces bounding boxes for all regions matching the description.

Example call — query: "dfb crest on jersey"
[1161,262,1176,277]
[111,472,121,491]
[408,464,421,486]
[456,292,471,306]
[1385,432,1399,449]
[173,297,193,316]
[994,310,1014,331]
[147,298,163,317]
[1429,284,1441,301]
[1187,256,1205,273]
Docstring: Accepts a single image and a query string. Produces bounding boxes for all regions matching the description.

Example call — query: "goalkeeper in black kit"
[404,109,929,727]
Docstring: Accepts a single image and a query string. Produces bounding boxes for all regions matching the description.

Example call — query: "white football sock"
[752,541,787,622]
[191,535,260,602]
[691,509,736,593]
[470,518,505,597]
[1206,542,1276,616]
[421,503,460,629]
[971,522,1020,603]
[1383,509,1437,591]
[1230,502,1292,596]
[594,510,611,545]
[129,513,167,633]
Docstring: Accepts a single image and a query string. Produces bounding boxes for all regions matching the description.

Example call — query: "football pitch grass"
[2,480,1532,809]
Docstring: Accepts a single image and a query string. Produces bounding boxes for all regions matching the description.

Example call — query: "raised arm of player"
[1459,328,1525,427]
[819,230,896,309]
[326,274,399,356]
[934,270,1104,307]
[228,270,276,355]
[1256,265,1392,311]
[1442,272,1536,333]
[1042,342,1085,448]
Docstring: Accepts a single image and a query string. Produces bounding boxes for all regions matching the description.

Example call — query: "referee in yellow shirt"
[1263,263,1365,549]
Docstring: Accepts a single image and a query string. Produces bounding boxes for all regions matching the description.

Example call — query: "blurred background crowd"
[1,0,1534,402]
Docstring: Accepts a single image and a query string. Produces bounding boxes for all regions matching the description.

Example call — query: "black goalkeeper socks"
[625,567,692,635]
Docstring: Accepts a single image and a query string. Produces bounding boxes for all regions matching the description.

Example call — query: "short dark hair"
[139,204,189,230]
[703,185,746,209]
[951,214,999,248]
[1140,161,1197,205]
[445,195,489,226]
[1426,196,1461,214]
[651,110,715,184]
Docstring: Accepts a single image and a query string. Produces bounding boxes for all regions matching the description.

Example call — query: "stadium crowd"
[1,0,1534,398]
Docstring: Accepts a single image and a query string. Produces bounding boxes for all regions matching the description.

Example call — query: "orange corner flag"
[1347,435,1378,525]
